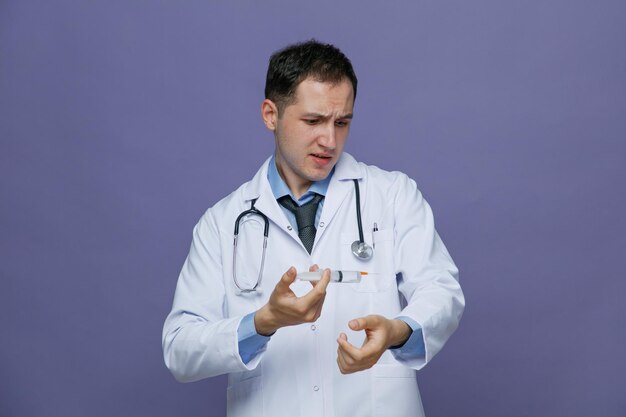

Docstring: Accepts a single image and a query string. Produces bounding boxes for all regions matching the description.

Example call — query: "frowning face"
[262,77,354,198]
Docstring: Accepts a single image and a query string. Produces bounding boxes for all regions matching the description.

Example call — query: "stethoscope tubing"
[353,179,365,244]
[232,180,372,293]
[233,199,269,293]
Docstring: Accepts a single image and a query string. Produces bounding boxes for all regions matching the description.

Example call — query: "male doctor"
[163,40,464,417]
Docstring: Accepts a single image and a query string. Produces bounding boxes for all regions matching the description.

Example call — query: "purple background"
[1,1,625,416]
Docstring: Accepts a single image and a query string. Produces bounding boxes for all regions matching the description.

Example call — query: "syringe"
[296,270,368,283]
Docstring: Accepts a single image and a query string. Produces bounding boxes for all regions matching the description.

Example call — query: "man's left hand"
[336,315,412,374]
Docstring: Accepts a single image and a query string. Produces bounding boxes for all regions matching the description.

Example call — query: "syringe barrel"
[296,270,361,283]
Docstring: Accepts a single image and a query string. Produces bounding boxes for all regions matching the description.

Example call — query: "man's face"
[267,77,354,198]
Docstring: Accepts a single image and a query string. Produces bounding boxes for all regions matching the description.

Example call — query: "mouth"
[310,152,333,167]
[310,153,333,160]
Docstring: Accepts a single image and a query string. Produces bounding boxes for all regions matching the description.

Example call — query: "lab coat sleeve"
[162,210,263,382]
[391,174,465,370]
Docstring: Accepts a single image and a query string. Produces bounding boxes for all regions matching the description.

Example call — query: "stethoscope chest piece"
[351,240,373,260]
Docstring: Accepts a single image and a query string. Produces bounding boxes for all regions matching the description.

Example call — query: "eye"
[303,119,319,125]
[335,120,350,127]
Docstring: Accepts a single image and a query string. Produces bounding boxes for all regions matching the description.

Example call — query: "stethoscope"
[232,179,373,293]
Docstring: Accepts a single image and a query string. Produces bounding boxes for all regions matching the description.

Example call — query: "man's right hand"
[254,265,331,336]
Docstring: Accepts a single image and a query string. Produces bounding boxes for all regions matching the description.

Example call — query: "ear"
[261,99,279,131]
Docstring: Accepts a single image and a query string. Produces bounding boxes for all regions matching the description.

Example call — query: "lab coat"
[163,152,464,417]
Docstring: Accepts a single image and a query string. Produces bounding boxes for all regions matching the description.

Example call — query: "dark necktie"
[278,194,324,254]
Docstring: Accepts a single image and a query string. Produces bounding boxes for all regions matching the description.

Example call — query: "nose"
[319,124,337,149]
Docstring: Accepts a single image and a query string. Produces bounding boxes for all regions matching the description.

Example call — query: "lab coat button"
[311,324,316,331]
[319,222,325,227]
[287,225,293,231]
[313,385,319,391]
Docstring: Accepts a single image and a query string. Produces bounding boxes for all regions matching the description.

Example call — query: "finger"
[308,264,322,289]
[336,333,353,365]
[313,268,332,292]
[308,291,326,321]
[301,270,331,304]
[309,264,324,288]
[338,336,380,371]
[297,292,326,322]
[337,335,367,374]
[337,333,362,360]
[336,347,353,374]
[313,293,326,318]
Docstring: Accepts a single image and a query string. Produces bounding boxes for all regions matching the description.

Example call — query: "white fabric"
[162,152,465,417]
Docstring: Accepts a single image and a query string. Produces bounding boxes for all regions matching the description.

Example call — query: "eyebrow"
[302,113,353,120]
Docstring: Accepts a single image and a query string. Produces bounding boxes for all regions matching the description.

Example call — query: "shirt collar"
[267,154,332,204]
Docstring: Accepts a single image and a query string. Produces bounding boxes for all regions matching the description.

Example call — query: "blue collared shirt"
[237,156,425,364]
[266,154,331,231]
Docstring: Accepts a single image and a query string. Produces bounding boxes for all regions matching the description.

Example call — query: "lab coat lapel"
[315,153,363,245]
[241,158,299,242]
[241,154,364,252]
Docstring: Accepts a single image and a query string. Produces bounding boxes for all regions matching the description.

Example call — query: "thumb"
[277,266,297,289]
[348,317,369,331]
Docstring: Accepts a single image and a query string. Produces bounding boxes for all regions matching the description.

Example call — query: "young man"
[163,40,464,417]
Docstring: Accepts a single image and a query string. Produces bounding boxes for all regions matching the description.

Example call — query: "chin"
[308,169,332,182]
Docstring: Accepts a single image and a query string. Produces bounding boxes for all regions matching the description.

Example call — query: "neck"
[277,166,311,200]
